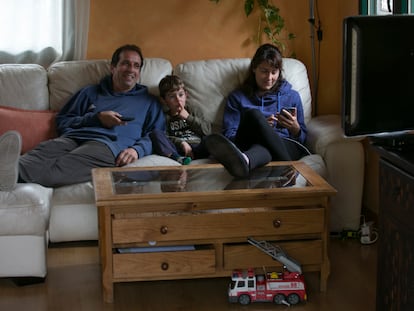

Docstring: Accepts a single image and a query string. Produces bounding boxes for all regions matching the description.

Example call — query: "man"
[0,44,165,189]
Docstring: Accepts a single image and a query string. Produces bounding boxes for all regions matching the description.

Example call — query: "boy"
[150,75,210,164]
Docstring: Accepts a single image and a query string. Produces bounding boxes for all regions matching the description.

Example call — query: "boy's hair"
[158,75,185,99]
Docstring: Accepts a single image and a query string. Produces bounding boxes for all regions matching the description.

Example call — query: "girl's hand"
[267,114,277,127]
[276,110,301,136]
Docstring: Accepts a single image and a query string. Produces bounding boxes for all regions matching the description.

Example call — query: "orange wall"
[87,0,358,115]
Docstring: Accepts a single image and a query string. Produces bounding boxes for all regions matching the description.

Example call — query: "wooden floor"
[0,237,377,311]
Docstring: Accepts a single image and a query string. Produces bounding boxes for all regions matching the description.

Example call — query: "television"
[342,15,414,140]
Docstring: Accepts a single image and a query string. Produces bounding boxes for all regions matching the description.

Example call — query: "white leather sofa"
[0,57,364,279]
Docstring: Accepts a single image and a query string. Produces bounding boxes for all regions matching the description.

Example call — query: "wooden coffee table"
[92,161,336,303]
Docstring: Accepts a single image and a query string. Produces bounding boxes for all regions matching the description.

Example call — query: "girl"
[206,44,310,178]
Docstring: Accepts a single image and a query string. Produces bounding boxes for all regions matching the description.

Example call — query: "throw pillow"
[0,106,58,154]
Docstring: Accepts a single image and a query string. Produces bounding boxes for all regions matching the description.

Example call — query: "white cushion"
[299,154,327,179]
[48,58,173,111]
[174,58,250,133]
[48,203,98,242]
[0,183,52,236]
[0,235,47,277]
[125,154,182,167]
[0,64,49,110]
[52,182,95,205]
[174,58,312,133]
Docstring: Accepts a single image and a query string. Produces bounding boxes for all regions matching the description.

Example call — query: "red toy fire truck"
[228,238,307,306]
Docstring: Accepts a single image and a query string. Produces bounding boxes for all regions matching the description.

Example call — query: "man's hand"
[98,111,128,128]
[116,148,138,166]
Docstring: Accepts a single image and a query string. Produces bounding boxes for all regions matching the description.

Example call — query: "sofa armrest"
[307,114,366,231]
[306,114,365,157]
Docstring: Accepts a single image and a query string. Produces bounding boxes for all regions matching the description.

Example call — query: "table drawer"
[112,208,325,244]
[113,248,215,279]
[223,240,323,270]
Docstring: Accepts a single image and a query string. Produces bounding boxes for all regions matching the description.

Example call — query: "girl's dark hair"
[241,43,284,97]
[158,75,185,98]
[110,44,144,69]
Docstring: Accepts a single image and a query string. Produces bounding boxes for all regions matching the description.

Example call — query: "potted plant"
[210,0,295,52]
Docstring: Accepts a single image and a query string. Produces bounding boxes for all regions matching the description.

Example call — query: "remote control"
[120,116,135,122]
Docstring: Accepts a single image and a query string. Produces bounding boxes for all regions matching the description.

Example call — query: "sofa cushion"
[299,153,327,179]
[125,154,182,167]
[48,202,98,242]
[174,58,312,133]
[0,235,48,278]
[52,182,95,205]
[174,58,250,133]
[0,106,57,153]
[0,183,52,236]
[48,60,111,111]
[50,182,97,242]
[48,58,173,111]
[282,58,312,124]
[0,64,49,110]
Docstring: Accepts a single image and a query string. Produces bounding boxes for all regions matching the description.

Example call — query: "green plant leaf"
[265,7,280,22]
[244,0,254,16]
[258,0,269,7]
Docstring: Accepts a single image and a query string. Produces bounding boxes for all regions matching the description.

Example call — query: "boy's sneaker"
[172,155,192,165]
[0,131,22,191]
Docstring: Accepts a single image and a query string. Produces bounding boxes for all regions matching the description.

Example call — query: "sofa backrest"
[0,57,311,128]
[174,58,312,133]
[48,60,111,111]
[48,58,173,111]
[0,58,173,112]
[0,64,49,110]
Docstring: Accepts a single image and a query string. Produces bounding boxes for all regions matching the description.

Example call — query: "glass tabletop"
[111,165,308,195]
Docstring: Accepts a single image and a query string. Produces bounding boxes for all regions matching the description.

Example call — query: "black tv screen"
[342,15,414,137]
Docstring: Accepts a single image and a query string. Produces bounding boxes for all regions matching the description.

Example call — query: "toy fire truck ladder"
[247,237,302,274]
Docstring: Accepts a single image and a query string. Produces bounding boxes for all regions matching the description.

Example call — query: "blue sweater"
[56,75,166,158]
[222,80,307,144]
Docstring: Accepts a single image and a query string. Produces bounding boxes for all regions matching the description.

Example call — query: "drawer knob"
[161,262,169,270]
[273,219,282,228]
[160,226,168,234]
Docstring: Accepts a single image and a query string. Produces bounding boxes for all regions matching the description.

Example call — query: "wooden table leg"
[102,279,114,303]
[319,258,330,292]
[99,206,114,303]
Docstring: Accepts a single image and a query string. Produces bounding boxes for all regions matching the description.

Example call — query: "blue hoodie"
[56,75,166,159]
[222,79,307,144]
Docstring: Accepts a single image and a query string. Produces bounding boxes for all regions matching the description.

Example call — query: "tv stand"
[373,146,414,310]
[370,133,414,152]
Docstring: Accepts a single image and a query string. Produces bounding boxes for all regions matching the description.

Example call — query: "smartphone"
[279,107,296,116]
[276,107,296,129]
